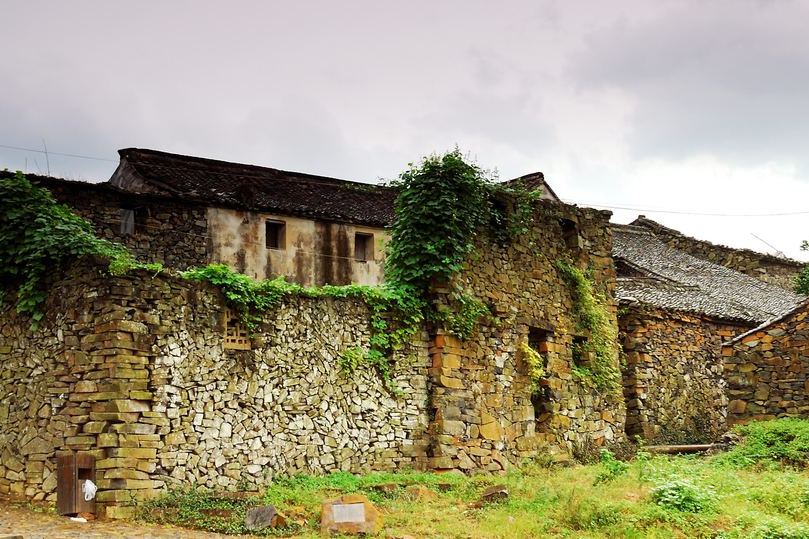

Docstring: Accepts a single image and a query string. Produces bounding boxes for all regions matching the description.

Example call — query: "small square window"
[266,220,286,250]
[120,208,135,235]
[354,233,374,262]
[559,218,581,249]
[528,327,551,354]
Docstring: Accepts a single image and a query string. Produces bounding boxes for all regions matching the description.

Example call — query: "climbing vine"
[385,148,541,338]
[555,260,621,393]
[0,171,160,329]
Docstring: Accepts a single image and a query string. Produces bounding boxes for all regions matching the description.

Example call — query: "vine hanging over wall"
[181,264,424,390]
[555,260,621,394]
[0,172,160,329]
[384,148,541,338]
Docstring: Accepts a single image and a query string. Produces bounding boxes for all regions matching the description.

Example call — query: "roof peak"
[118,147,391,190]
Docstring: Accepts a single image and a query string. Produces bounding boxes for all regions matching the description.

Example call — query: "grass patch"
[138,423,809,537]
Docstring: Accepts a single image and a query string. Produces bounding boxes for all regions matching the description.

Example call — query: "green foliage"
[650,479,716,513]
[182,264,424,391]
[555,260,620,393]
[797,241,809,294]
[594,449,630,484]
[520,341,545,390]
[722,418,809,468]
[138,487,300,536]
[384,149,540,338]
[384,149,496,293]
[433,290,491,340]
[337,347,365,373]
[0,171,160,329]
[795,267,809,295]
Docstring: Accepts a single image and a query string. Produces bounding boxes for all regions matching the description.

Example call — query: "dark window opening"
[120,208,135,235]
[528,327,551,356]
[120,207,147,235]
[572,335,590,367]
[354,232,374,262]
[559,218,581,249]
[265,220,286,250]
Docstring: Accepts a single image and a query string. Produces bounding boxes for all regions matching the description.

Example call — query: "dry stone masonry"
[724,301,809,425]
[620,306,748,443]
[427,201,625,468]
[0,258,431,518]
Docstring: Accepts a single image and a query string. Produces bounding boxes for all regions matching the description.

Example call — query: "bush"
[649,480,716,513]
[723,418,809,468]
[594,449,629,484]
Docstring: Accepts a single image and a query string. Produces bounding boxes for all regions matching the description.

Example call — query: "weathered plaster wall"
[632,217,802,290]
[619,305,749,443]
[206,207,387,286]
[0,260,428,517]
[427,201,626,468]
[724,304,809,425]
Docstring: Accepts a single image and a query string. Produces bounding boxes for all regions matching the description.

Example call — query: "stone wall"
[27,175,210,270]
[619,305,750,443]
[427,201,626,468]
[723,303,809,425]
[0,259,429,517]
[632,216,803,290]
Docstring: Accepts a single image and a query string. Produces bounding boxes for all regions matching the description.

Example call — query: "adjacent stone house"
[631,216,803,290]
[723,299,809,425]
[613,224,802,443]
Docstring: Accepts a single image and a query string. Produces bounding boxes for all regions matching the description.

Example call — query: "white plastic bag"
[82,479,97,501]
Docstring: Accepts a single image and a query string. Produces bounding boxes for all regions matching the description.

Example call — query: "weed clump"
[722,418,809,468]
[650,479,716,513]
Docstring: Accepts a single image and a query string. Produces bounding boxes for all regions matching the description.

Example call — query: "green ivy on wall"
[555,260,621,394]
[0,172,161,329]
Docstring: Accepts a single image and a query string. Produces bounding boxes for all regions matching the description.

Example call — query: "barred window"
[223,308,251,350]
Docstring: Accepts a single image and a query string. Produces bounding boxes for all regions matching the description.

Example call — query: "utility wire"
[4,142,807,217]
[0,143,117,162]
[562,199,809,218]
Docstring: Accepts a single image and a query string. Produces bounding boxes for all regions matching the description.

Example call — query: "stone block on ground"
[321,494,382,535]
[245,505,286,530]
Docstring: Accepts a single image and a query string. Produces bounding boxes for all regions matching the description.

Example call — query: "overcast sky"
[3,0,809,260]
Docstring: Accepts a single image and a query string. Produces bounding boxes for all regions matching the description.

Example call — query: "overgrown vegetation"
[0,171,160,329]
[796,240,809,294]
[384,149,541,339]
[519,341,545,390]
[139,421,809,538]
[555,260,621,393]
[720,417,809,468]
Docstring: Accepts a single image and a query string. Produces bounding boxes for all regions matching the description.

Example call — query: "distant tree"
[796,241,809,294]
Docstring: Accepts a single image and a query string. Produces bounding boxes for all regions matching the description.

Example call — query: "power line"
[563,199,809,218]
[0,143,116,162]
[3,141,806,217]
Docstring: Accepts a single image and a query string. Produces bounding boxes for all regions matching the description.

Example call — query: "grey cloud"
[570,0,809,168]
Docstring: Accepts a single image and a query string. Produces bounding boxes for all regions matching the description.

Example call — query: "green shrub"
[594,449,629,484]
[649,479,716,513]
[723,418,809,468]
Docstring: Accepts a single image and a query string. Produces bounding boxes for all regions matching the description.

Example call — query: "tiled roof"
[110,148,558,228]
[111,148,399,227]
[631,215,803,268]
[612,224,804,323]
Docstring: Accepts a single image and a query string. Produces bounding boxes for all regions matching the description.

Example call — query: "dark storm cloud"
[571,0,809,168]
